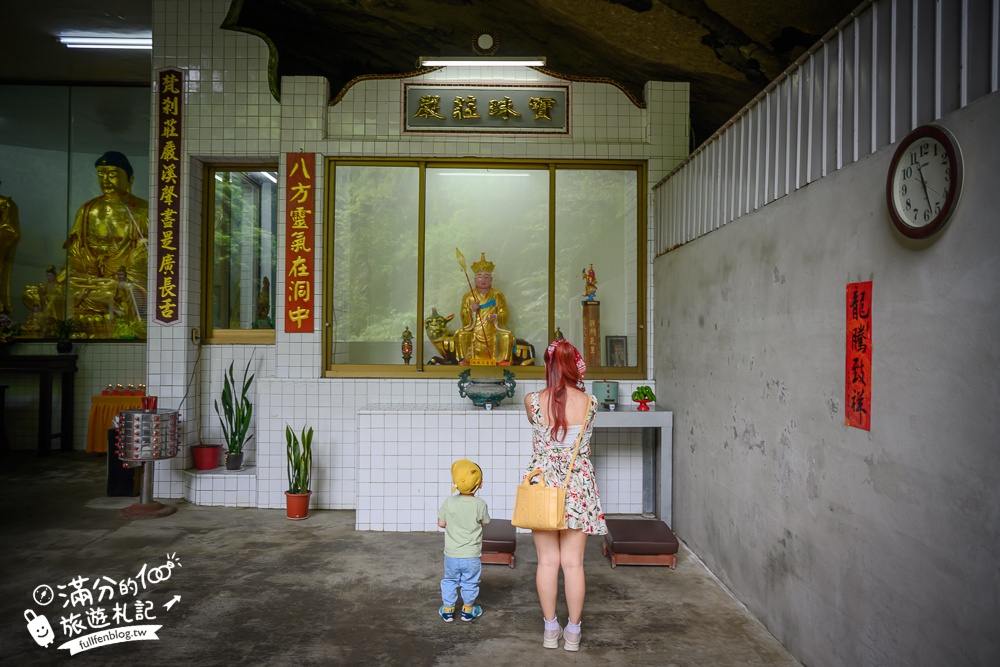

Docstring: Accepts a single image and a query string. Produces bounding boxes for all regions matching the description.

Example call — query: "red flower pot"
[191,444,222,470]
[285,491,312,520]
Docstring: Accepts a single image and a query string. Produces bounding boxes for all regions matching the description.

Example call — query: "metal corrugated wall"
[655,0,1000,255]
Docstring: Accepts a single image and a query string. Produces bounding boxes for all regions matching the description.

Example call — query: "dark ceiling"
[0,0,861,145]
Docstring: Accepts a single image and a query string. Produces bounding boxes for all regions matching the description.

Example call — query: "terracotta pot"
[285,491,312,520]
[191,444,222,470]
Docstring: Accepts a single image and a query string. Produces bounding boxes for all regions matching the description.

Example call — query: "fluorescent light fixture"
[418,56,545,67]
[59,35,152,50]
[260,171,278,183]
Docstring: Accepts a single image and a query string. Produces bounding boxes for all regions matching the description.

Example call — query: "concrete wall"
[654,91,1000,667]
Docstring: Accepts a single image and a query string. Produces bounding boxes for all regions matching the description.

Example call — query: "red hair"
[543,340,584,442]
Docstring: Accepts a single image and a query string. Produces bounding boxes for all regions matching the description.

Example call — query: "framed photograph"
[605,336,628,367]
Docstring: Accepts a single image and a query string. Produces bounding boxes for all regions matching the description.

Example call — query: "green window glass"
[325,160,645,377]
[203,167,278,343]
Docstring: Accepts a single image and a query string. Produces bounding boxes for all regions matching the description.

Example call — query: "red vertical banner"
[846,281,873,430]
[154,67,183,325]
[284,153,315,333]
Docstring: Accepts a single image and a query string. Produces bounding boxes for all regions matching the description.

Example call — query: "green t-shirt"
[438,495,491,558]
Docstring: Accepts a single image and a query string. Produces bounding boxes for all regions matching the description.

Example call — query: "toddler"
[437,459,490,621]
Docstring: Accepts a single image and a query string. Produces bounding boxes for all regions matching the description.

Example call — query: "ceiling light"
[59,36,152,50]
[418,56,545,67]
[260,171,278,183]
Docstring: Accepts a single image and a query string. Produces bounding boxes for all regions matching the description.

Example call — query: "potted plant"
[47,316,83,353]
[285,424,313,519]
[214,358,255,470]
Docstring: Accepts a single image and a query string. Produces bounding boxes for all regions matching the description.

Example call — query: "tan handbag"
[512,424,585,531]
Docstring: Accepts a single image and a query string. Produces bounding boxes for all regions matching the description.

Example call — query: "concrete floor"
[0,452,800,666]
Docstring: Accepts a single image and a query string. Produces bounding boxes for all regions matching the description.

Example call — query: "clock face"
[886,125,962,239]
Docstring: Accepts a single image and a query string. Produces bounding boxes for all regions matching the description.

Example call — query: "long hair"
[543,340,584,442]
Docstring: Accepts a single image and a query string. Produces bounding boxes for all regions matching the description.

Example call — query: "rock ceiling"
[224,0,861,144]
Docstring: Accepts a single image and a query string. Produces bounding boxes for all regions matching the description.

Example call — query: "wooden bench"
[602,518,679,569]
[481,519,516,568]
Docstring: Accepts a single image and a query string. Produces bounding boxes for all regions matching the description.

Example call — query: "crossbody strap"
[562,396,593,488]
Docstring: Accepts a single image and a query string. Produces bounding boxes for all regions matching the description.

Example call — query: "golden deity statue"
[0,191,20,314]
[61,151,149,337]
[456,252,515,365]
[21,264,65,336]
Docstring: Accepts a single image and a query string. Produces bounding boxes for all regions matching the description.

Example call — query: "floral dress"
[522,392,608,535]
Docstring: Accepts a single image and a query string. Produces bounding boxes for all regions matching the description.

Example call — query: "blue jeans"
[441,556,482,607]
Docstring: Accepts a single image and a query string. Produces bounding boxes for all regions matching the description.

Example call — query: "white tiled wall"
[149,0,685,514]
[355,404,651,532]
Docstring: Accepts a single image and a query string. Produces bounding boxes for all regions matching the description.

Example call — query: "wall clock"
[886,124,963,239]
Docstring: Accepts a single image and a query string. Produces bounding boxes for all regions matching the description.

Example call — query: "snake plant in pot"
[214,359,255,470]
[285,424,313,519]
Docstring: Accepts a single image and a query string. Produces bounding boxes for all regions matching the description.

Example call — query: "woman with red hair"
[522,339,607,651]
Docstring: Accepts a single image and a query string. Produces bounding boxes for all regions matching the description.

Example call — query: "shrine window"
[324,159,645,378]
[202,165,278,344]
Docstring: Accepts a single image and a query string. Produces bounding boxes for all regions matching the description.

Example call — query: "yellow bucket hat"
[451,459,482,494]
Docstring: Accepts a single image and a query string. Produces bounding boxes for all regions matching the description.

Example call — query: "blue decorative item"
[458,369,516,408]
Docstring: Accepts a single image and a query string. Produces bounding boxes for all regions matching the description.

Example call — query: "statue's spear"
[455,247,494,361]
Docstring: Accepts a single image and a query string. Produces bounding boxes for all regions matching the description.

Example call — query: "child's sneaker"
[460,604,483,621]
[439,606,455,622]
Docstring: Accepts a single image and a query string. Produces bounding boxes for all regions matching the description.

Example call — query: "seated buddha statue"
[60,151,149,337]
[456,253,515,366]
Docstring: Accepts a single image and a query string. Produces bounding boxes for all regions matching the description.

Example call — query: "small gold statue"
[424,307,458,364]
[255,276,273,329]
[21,265,66,337]
[582,263,598,301]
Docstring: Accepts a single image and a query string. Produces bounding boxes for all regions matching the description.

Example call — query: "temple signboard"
[284,153,315,333]
[154,67,183,325]
[404,84,569,134]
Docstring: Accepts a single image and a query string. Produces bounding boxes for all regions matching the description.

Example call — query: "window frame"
[201,162,278,345]
[321,157,647,379]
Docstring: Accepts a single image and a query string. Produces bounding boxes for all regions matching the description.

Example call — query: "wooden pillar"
[582,300,601,368]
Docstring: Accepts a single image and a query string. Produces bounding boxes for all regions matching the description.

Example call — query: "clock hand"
[915,163,933,210]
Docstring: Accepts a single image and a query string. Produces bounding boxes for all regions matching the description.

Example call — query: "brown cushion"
[482,519,516,552]
[604,519,679,555]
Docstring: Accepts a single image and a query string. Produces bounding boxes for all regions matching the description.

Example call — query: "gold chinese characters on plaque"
[284,153,315,333]
[154,67,183,325]
[404,84,568,134]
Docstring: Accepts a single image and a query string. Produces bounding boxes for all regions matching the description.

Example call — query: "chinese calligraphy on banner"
[154,68,183,325]
[284,153,315,333]
[846,281,873,430]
